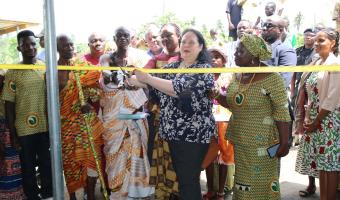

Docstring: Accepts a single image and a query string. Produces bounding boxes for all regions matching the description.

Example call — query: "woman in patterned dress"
[144,23,181,200]
[303,28,340,200]
[0,73,25,200]
[293,71,319,197]
[0,119,26,200]
[215,34,291,200]
[293,29,319,198]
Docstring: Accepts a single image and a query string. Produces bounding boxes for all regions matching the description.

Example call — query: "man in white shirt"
[225,19,253,67]
[36,30,45,62]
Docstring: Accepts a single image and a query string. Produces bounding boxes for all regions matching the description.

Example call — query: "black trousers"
[168,140,209,200]
[147,112,157,164]
[19,132,52,200]
[229,28,238,41]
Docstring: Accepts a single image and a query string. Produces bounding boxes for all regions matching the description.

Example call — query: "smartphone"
[267,143,280,158]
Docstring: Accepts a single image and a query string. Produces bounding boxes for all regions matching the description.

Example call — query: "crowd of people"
[0,1,340,200]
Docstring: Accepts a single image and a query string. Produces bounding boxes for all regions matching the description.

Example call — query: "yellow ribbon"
[1,64,340,73]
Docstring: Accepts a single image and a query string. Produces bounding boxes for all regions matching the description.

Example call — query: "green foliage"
[203,19,232,47]
[75,43,88,55]
[156,12,196,30]
[201,24,210,45]
[69,34,89,55]
[216,19,230,42]
[295,33,304,48]
[1,12,232,64]
[0,37,20,64]
[137,12,230,47]
[0,35,89,64]
[137,12,197,39]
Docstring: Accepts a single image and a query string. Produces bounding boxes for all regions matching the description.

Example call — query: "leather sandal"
[299,185,316,197]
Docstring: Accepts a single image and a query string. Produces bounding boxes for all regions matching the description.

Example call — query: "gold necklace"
[233,73,256,106]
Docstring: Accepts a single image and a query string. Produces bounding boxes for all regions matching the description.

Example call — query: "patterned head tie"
[240,33,272,61]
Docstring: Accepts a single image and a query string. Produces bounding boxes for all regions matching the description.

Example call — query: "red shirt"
[144,51,181,69]
[83,53,100,66]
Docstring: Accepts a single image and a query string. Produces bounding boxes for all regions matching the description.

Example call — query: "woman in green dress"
[215,34,291,200]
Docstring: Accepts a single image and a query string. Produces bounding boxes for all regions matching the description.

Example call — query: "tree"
[137,12,230,47]
[0,37,20,64]
[0,35,91,64]
[201,24,211,46]
[216,19,229,42]
[294,11,304,32]
[75,43,88,56]
[137,12,196,39]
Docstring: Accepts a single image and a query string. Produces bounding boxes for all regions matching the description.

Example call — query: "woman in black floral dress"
[129,29,216,200]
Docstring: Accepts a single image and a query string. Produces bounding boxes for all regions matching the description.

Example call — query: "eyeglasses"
[262,22,278,30]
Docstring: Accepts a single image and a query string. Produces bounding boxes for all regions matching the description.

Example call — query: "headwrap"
[240,33,272,61]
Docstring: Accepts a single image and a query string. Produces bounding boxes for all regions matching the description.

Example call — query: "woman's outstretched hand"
[133,69,151,84]
[126,75,148,88]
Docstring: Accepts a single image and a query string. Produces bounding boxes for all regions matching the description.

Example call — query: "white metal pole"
[43,0,64,199]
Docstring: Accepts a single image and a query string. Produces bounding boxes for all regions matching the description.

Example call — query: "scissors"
[119,66,131,78]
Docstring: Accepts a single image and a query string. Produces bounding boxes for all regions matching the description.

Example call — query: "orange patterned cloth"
[59,70,104,193]
[212,102,234,165]
[217,121,234,165]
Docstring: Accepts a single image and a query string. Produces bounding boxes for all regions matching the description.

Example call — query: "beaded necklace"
[233,73,256,106]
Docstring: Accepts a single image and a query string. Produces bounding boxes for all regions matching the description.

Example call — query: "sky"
[0,0,338,43]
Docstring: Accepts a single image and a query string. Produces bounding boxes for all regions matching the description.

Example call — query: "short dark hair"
[238,19,252,27]
[161,23,181,37]
[303,28,315,34]
[114,26,130,37]
[17,30,36,44]
[181,29,211,64]
[266,1,276,8]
